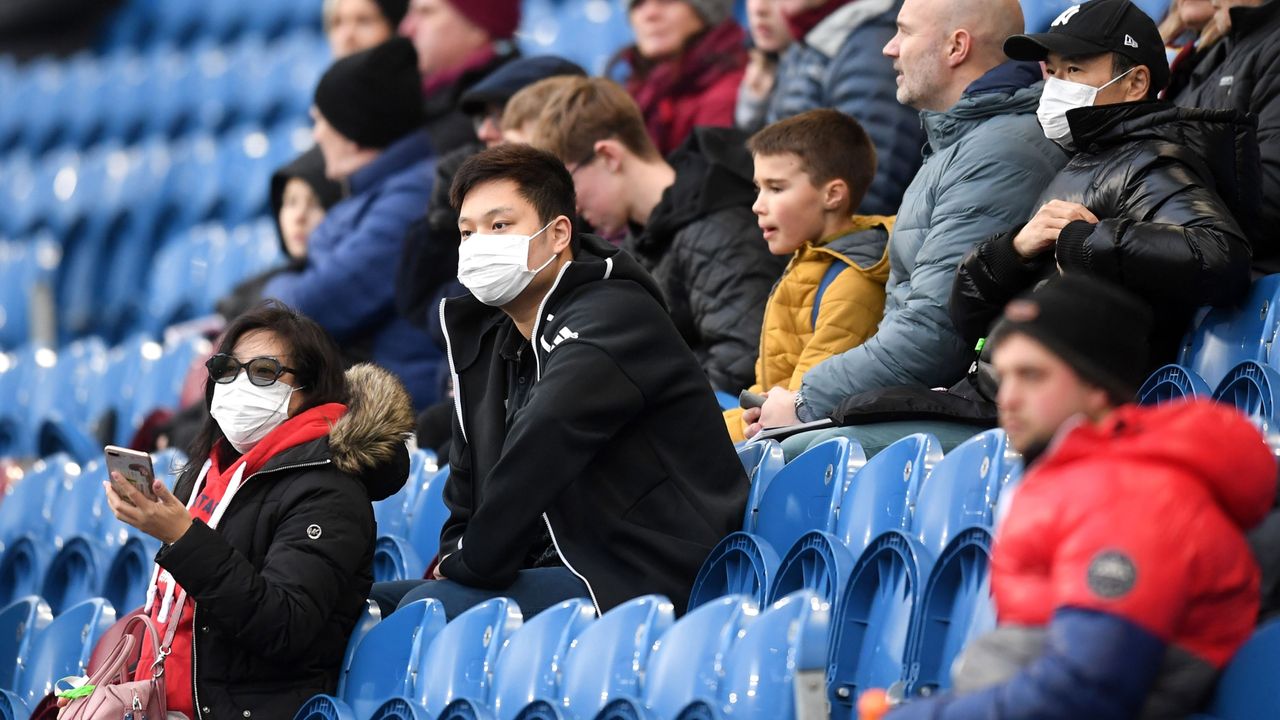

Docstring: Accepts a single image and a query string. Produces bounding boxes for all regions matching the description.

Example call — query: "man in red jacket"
[889,275,1276,719]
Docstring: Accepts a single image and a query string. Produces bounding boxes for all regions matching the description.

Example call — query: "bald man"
[750,0,1068,460]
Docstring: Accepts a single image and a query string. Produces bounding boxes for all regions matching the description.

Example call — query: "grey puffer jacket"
[627,127,787,392]
[798,62,1067,419]
[765,0,924,216]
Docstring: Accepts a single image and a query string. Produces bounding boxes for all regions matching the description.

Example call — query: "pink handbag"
[62,593,185,720]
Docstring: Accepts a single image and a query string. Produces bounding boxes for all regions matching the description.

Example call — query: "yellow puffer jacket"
[725,215,892,441]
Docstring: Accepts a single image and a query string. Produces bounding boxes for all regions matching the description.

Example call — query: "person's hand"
[758,387,800,431]
[1012,200,1098,258]
[431,557,448,580]
[742,406,763,439]
[105,472,193,545]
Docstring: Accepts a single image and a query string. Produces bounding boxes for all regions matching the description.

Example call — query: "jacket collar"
[1064,100,1251,152]
[348,128,433,196]
[1228,0,1280,43]
[806,214,893,268]
[920,62,1044,154]
[797,0,896,57]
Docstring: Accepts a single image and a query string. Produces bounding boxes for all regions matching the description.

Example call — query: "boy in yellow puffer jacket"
[726,109,891,442]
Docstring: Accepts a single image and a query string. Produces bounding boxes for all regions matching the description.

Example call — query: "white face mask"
[457,220,559,307]
[209,374,296,454]
[1037,68,1134,148]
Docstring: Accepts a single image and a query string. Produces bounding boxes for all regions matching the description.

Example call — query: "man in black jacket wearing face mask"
[369,144,748,620]
[950,0,1257,370]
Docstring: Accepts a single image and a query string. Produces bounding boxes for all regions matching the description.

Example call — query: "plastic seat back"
[738,440,785,533]
[375,449,437,539]
[1181,274,1280,388]
[906,528,995,696]
[0,596,52,690]
[828,533,931,720]
[767,531,857,607]
[101,535,161,614]
[412,598,524,715]
[337,601,382,698]
[910,430,1017,555]
[482,598,595,720]
[687,532,781,610]
[835,435,940,556]
[374,534,427,583]
[755,438,863,561]
[0,455,69,551]
[710,591,831,720]
[0,537,51,609]
[639,595,757,719]
[342,599,448,719]
[14,598,115,708]
[1138,364,1213,406]
[408,467,452,567]
[1202,618,1280,719]
[41,537,110,616]
[1213,361,1280,445]
[555,595,674,718]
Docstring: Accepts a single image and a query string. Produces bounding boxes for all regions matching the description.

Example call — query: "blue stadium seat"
[408,467,452,569]
[406,598,524,716]
[1213,360,1280,445]
[596,595,759,720]
[909,429,1017,555]
[439,598,596,720]
[338,601,382,699]
[101,535,161,614]
[293,599,448,720]
[737,440,785,533]
[118,334,211,444]
[906,528,995,697]
[41,537,111,616]
[375,449,438,540]
[11,597,115,709]
[0,538,51,611]
[767,531,857,607]
[0,454,75,551]
[1194,619,1280,719]
[516,596,674,720]
[374,534,427,583]
[1180,274,1280,389]
[687,531,781,610]
[836,434,940,555]
[827,533,932,720]
[678,591,831,720]
[0,596,52,690]
[1139,363,1215,406]
[753,437,864,558]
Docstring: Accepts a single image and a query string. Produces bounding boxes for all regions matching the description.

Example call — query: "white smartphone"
[104,445,158,501]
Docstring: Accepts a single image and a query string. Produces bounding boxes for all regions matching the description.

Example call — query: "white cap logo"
[1052,5,1082,26]
[1124,34,1139,48]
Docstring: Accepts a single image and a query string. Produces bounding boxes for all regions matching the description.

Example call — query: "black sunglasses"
[206,353,297,387]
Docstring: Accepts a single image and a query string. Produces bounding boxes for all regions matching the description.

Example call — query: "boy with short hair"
[500,75,582,145]
[724,109,891,441]
[531,76,784,392]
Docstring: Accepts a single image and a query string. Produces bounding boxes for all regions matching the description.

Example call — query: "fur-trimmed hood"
[328,363,416,498]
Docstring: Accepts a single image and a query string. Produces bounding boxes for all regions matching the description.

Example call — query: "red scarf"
[785,0,856,42]
[136,402,347,715]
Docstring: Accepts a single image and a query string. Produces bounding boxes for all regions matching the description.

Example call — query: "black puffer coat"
[159,364,414,720]
[627,126,787,392]
[951,102,1256,367]
[1172,0,1280,271]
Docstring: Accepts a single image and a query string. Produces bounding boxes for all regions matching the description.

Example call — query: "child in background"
[736,0,794,132]
[726,109,891,442]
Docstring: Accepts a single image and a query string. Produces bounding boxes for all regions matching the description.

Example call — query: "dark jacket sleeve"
[438,403,475,564]
[1054,157,1252,308]
[157,474,374,664]
[439,341,644,588]
[886,608,1166,720]
[949,227,1052,347]
[677,210,779,392]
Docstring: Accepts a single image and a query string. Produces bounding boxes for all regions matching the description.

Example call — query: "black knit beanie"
[988,274,1153,403]
[314,37,426,149]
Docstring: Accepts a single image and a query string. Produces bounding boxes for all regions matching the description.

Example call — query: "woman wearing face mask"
[103,302,414,720]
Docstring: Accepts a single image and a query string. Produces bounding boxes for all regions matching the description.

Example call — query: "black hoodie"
[951,102,1256,367]
[437,235,748,615]
[628,126,787,392]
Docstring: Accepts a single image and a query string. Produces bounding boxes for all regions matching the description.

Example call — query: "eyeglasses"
[567,149,597,177]
[206,354,297,387]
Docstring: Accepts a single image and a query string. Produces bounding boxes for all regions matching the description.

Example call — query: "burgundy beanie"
[445,0,520,40]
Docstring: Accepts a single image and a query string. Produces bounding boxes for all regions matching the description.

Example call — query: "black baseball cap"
[459,56,587,117]
[1004,0,1170,91]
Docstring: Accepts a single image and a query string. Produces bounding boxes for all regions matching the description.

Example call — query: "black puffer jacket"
[1172,0,1280,271]
[160,365,414,720]
[627,126,787,392]
[951,102,1255,366]
[438,234,748,615]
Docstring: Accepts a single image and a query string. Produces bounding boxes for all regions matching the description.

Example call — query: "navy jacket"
[264,130,442,409]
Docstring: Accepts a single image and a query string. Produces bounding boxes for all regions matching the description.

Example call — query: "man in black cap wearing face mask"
[886,275,1275,720]
[950,0,1257,373]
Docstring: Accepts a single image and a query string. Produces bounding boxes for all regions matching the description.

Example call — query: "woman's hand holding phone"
[104,472,194,544]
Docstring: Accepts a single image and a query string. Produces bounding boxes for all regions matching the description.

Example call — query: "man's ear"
[595,139,625,173]
[1126,66,1152,101]
[946,29,974,69]
[550,215,574,254]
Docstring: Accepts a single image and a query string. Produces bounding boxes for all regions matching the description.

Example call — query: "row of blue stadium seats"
[0,335,209,458]
[0,596,117,718]
[0,451,186,616]
[0,34,327,156]
[99,0,322,51]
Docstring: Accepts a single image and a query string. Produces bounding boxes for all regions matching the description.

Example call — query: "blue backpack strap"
[811,261,848,328]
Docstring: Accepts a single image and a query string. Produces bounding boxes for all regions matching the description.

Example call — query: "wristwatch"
[793,390,816,423]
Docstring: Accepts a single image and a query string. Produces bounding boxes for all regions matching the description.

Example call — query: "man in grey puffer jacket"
[749,0,1068,448]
